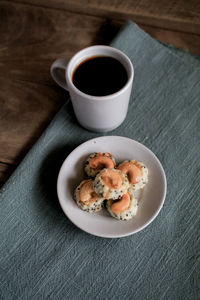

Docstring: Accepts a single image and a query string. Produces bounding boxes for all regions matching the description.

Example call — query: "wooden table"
[1,0,200,187]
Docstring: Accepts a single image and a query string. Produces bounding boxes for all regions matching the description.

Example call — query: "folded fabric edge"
[0,99,71,192]
[111,20,200,68]
[1,20,199,192]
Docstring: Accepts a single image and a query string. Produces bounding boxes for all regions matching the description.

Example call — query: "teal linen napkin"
[0,21,199,299]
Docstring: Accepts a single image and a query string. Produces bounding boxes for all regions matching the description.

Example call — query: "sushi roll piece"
[106,189,138,220]
[117,160,148,190]
[93,168,129,200]
[84,152,116,177]
[74,179,104,212]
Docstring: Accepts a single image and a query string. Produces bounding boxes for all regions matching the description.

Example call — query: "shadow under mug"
[50,45,134,132]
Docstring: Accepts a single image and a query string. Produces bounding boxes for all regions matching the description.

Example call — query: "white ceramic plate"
[57,136,167,238]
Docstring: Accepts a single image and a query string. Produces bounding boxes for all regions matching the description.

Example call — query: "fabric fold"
[0,21,199,299]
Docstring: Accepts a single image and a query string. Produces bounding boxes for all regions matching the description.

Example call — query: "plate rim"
[57,135,167,238]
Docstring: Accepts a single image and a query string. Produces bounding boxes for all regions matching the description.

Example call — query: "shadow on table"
[37,141,116,241]
[93,19,121,45]
[38,143,79,225]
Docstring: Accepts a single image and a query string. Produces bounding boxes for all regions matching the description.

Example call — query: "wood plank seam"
[5,0,200,35]
[0,161,17,166]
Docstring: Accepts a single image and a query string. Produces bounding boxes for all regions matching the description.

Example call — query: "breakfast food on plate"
[117,160,148,190]
[93,168,129,199]
[84,152,116,177]
[106,189,138,220]
[74,152,149,220]
[74,179,104,212]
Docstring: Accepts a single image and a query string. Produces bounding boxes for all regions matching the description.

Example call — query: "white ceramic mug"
[50,45,134,132]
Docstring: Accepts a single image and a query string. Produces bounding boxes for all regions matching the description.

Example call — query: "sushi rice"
[106,189,138,220]
[74,179,104,212]
[117,160,148,191]
[84,152,116,177]
[93,168,129,200]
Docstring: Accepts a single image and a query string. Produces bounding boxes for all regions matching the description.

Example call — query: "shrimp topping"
[79,180,99,203]
[101,169,123,189]
[117,161,142,184]
[111,193,130,214]
[89,152,115,172]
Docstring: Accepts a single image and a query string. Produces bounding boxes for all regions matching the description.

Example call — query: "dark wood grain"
[140,25,200,56]
[0,2,122,185]
[0,2,121,86]
[0,0,200,186]
[11,0,200,34]
[0,78,66,162]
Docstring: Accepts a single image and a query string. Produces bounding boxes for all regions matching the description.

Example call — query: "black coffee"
[72,56,128,96]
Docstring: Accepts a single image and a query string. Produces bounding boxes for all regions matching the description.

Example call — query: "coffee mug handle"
[50,58,69,90]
